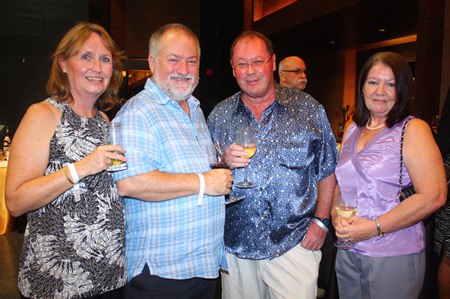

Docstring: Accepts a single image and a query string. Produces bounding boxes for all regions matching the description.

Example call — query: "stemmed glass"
[207,142,245,205]
[235,126,257,189]
[334,188,358,249]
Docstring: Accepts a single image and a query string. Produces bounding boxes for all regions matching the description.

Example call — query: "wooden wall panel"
[415,0,445,122]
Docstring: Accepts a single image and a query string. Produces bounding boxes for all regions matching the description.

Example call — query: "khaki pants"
[221,245,321,299]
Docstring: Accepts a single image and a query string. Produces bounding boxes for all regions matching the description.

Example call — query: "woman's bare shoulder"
[405,118,432,137]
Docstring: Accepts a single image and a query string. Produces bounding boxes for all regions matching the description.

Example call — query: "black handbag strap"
[399,119,411,189]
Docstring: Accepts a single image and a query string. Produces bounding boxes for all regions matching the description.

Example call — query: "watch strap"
[313,217,331,233]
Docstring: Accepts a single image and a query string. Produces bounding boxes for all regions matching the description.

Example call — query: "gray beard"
[153,74,198,103]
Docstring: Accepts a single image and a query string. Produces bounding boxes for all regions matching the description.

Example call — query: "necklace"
[365,122,386,131]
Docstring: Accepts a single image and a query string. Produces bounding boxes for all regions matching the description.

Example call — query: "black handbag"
[397,120,450,202]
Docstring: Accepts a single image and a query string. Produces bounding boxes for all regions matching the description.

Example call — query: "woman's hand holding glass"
[79,144,127,176]
[105,123,128,171]
[333,188,358,249]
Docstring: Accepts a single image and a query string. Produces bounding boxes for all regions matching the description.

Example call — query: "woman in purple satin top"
[332,51,447,299]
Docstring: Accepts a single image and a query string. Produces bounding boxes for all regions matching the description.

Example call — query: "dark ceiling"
[267,0,418,50]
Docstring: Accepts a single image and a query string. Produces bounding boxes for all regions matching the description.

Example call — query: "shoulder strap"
[46,97,67,113]
[399,119,411,189]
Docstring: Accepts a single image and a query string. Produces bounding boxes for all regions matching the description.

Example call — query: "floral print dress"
[17,98,126,299]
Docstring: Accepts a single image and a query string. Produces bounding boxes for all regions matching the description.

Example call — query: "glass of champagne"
[207,143,245,205]
[235,126,257,189]
[334,188,358,249]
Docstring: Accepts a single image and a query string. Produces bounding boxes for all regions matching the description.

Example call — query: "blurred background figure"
[278,56,308,90]
[5,22,127,298]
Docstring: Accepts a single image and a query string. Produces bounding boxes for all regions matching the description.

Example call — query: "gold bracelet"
[64,166,74,185]
[375,217,385,237]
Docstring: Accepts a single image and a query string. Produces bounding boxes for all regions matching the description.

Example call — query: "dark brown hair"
[47,22,126,111]
[353,51,413,128]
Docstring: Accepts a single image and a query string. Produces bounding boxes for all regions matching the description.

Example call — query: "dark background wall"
[1,0,448,144]
[198,0,242,116]
[0,0,90,138]
[0,0,243,140]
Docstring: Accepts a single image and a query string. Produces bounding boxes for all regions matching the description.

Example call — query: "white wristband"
[67,163,80,184]
[197,173,205,206]
[67,163,81,202]
[312,218,329,233]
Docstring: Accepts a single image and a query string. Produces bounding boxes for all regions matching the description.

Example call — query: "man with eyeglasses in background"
[207,31,338,299]
[278,56,308,90]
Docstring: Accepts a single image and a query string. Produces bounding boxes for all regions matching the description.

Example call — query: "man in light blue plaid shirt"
[112,23,233,299]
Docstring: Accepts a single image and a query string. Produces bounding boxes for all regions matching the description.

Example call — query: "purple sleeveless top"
[335,116,425,257]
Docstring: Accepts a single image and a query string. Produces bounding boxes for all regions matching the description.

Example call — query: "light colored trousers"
[221,245,321,299]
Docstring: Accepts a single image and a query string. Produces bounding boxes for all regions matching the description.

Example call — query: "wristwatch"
[313,217,331,229]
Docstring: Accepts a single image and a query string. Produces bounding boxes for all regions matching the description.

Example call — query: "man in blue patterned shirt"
[112,23,233,299]
[208,31,338,299]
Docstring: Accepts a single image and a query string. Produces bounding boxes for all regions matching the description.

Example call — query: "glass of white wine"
[235,126,257,189]
[334,188,358,250]
[206,143,245,205]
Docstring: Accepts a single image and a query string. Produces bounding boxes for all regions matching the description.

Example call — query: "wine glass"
[334,188,358,250]
[206,143,245,205]
[235,126,257,189]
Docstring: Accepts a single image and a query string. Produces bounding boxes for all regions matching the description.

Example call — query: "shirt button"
[261,210,269,220]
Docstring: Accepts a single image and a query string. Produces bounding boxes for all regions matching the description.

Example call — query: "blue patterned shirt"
[112,78,226,280]
[207,84,338,260]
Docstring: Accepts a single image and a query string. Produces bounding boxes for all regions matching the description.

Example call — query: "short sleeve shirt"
[113,79,226,280]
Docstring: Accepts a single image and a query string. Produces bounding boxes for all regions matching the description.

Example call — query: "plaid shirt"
[113,78,226,280]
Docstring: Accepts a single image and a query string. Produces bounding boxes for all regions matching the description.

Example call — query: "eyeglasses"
[281,68,308,75]
[232,56,273,70]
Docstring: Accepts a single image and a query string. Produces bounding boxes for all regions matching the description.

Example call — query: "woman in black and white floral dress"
[6,22,127,299]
